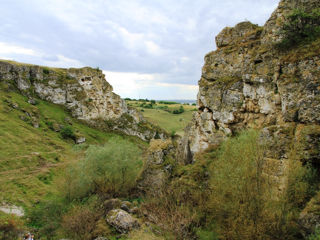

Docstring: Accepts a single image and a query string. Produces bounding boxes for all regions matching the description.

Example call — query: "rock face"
[179,0,320,162]
[178,0,320,235]
[0,60,166,140]
[137,139,175,196]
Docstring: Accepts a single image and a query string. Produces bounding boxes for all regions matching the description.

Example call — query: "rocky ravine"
[178,0,320,235]
[0,60,166,141]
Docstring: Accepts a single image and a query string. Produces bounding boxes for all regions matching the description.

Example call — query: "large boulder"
[106,209,140,233]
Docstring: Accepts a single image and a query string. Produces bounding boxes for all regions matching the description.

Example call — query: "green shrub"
[61,205,99,240]
[42,67,50,74]
[172,106,184,114]
[60,126,75,140]
[308,228,320,240]
[277,8,320,49]
[27,196,67,239]
[63,137,143,201]
[0,212,24,240]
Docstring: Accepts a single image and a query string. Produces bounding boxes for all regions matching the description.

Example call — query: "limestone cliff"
[178,0,320,234]
[0,60,166,140]
[180,0,320,161]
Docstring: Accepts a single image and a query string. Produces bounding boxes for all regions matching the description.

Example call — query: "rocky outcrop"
[179,0,320,162]
[106,209,140,233]
[137,139,175,196]
[178,0,320,236]
[0,60,166,140]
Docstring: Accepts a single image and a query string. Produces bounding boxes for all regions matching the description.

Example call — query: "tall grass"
[206,130,317,239]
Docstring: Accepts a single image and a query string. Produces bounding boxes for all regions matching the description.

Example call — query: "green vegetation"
[126,99,196,135]
[0,87,144,208]
[27,137,143,239]
[0,211,24,240]
[309,228,320,240]
[277,8,320,49]
[60,126,76,140]
[142,130,319,239]
[63,137,143,200]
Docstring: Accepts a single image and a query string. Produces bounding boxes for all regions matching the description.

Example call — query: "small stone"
[28,98,37,105]
[10,102,19,109]
[76,136,86,144]
[106,209,140,233]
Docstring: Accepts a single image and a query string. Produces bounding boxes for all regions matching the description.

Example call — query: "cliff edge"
[0,60,166,141]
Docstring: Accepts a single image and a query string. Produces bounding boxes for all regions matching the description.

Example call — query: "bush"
[63,137,143,201]
[172,106,184,114]
[42,67,50,74]
[61,205,99,240]
[27,196,67,239]
[0,212,24,240]
[60,126,75,140]
[277,8,320,49]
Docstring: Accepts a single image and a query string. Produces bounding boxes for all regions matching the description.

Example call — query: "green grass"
[126,100,196,136]
[0,88,144,207]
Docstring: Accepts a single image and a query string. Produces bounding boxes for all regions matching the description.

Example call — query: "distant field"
[126,100,197,136]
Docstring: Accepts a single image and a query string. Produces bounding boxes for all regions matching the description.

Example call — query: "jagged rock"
[179,0,320,163]
[137,139,176,195]
[0,60,167,141]
[106,209,140,233]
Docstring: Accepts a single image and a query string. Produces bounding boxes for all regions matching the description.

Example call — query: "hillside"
[0,87,145,207]
[126,99,196,136]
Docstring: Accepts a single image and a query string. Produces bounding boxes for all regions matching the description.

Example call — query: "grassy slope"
[0,88,142,207]
[126,100,196,136]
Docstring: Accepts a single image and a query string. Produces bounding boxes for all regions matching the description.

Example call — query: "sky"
[0,0,279,100]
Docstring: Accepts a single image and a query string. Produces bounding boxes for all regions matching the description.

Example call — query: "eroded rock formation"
[0,60,166,140]
[179,0,320,161]
[178,0,320,235]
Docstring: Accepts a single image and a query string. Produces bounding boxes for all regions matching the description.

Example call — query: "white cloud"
[42,54,83,68]
[0,42,38,56]
[104,70,198,100]
[145,40,162,56]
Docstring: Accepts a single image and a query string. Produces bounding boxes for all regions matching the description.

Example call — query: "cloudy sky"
[1,0,279,100]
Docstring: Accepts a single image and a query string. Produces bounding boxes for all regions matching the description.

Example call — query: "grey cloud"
[1,0,279,86]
